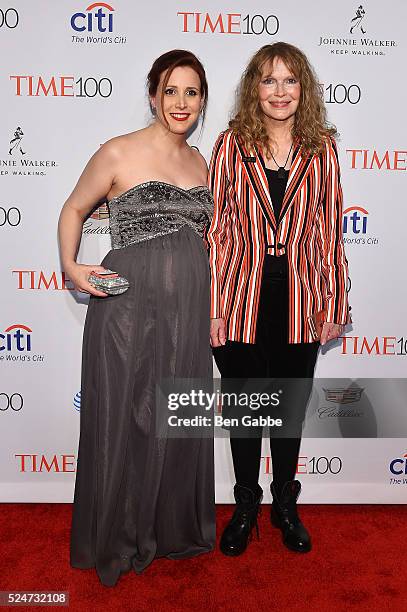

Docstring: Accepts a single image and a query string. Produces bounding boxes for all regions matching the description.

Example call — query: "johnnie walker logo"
[9,127,26,156]
[1,126,58,177]
[349,5,366,35]
[317,5,397,57]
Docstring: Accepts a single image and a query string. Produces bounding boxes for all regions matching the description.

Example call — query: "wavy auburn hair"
[229,42,337,156]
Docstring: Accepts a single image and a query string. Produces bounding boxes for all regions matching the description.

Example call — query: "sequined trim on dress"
[108,181,213,249]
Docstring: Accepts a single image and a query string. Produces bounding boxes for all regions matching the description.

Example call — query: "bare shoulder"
[100,129,145,159]
[190,146,208,174]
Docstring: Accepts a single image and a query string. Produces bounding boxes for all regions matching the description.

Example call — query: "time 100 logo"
[0,8,18,28]
[0,207,21,227]
[10,75,113,98]
[0,392,23,411]
[262,455,342,475]
[322,83,361,105]
[178,12,279,36]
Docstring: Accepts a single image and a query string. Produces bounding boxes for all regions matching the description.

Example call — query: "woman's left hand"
[320,322,345,346]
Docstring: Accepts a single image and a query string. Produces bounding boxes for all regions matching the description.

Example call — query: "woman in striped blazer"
[207,42,350,557]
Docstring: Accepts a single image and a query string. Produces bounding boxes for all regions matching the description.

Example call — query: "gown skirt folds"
[70,182,216,587]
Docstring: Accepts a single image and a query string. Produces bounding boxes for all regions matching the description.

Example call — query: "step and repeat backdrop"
[1,1,406,503]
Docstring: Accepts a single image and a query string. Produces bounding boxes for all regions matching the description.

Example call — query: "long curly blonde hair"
[229,42,337,156]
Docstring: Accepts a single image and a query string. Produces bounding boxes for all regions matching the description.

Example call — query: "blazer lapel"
[234,138,277,230]
[279,144,315,221]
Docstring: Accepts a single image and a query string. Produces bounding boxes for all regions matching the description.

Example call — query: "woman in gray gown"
[58,50,215,587]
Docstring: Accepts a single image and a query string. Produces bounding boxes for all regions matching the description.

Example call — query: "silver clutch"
[88,269,130,295]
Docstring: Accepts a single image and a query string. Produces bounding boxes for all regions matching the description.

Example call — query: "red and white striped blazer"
[206,129,349,344]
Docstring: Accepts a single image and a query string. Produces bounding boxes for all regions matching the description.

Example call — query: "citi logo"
[0,325,32,352]
[343,206,368,234]
[71,2,114,32]
[389,453,407,475]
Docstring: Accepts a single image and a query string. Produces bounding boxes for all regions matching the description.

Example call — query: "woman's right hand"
[210,318,226,347]
[65,263,110,297]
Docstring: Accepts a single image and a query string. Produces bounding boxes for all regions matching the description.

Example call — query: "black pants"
[213,256,319,497]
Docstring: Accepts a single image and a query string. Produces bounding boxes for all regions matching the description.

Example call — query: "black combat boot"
[220,484,263,556]
[270,480,311,552]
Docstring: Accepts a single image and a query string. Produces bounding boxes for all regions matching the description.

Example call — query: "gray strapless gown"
[70,181,215,587]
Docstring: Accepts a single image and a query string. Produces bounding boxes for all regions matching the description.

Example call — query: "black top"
[264,167,289,280]
[264,167,288,221]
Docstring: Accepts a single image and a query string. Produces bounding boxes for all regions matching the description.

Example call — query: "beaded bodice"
[107,181,213,249]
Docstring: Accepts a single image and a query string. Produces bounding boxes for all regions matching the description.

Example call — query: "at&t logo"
[71,2,114,32]
[389,453,407,485]
[73,391,81,411]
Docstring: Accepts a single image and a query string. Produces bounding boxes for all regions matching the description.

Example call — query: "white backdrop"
[1,0,406,503]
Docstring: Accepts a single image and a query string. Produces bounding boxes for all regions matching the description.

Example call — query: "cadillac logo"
[323,387,364,404]
[90,202,110,220]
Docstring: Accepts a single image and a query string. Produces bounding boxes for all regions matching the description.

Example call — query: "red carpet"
[0,504,405,611]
